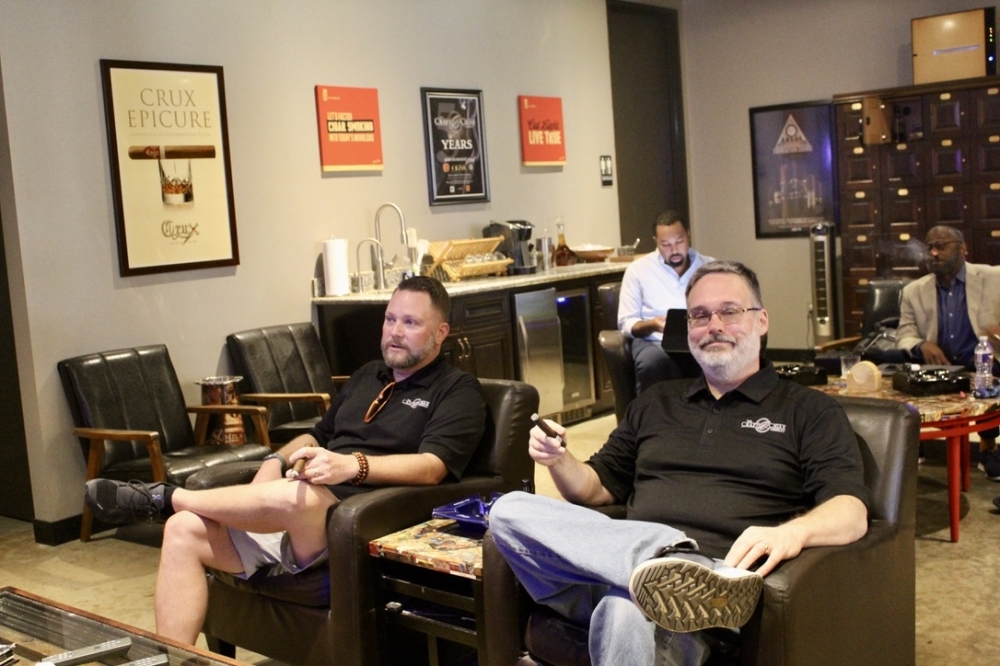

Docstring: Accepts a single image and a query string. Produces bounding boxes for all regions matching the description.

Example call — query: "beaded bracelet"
[351,451,369,485]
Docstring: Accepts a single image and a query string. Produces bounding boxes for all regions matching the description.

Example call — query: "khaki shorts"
[228,527,329,579]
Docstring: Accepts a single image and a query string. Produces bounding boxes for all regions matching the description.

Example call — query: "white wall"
[0,0,620,523]
[680,0,993,347]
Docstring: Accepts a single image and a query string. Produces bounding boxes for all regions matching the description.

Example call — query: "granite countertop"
[312,260,631,304]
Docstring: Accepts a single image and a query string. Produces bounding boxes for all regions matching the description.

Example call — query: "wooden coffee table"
[0,587,247,665]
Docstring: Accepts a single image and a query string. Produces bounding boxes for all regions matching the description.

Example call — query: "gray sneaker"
[84,479,172,523]
[628,552,763,633]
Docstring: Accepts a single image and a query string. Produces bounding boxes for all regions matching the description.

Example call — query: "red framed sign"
[518,95,566,166]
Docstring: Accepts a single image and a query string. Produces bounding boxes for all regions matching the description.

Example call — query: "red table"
[815,378,1000,542]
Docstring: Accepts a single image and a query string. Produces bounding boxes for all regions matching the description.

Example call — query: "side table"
[369,518,486,666]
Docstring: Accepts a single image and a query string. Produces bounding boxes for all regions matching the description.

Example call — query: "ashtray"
[892,368,970,396]
[775,364,828,386]
[431,492,504,533]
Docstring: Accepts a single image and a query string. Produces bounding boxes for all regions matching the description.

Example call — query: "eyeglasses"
[926,240,960,252]
[364,381,396,423]
[687,307,762,328]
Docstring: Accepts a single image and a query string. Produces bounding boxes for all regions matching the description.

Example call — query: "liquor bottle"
[552,219,578,266]
[974,335,994,392]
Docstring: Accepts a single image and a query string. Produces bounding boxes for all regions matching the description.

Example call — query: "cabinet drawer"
[451,293,510,329]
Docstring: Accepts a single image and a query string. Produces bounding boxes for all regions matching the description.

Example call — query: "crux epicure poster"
[421,88,490,205]
[101,60,239,276]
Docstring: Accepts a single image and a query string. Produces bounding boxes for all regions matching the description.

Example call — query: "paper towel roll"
[323,238,350,296]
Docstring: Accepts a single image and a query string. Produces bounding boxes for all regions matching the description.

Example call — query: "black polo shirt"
[310,356,486,499]
[587,360,870,559]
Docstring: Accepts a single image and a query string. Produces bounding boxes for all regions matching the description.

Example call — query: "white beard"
[689,323,762,384]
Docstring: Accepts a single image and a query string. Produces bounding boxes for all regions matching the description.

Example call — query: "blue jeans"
[489,492,713,666]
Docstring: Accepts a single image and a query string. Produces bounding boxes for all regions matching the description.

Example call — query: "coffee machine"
[484,220,537,275]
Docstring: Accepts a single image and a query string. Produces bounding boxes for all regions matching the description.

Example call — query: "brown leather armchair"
[58,345,273,541]
[199,378,539,666]
[480,396,919,666]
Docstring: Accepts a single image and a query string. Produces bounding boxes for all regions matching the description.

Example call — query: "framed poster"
[518,95,566,166]
[100,59,239,276]
[315,85,383,171]
[749,100,836,238]
[420,88,490,205]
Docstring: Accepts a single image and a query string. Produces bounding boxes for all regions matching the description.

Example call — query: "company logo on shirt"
[741,417,786,434]
[402,398,431,410]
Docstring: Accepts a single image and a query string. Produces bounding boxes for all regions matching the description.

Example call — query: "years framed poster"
[420,88,490,205]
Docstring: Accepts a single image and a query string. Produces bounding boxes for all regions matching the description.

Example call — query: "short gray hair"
[685,260,763,306]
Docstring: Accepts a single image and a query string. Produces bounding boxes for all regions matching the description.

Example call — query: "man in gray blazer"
[896,225,1000,472]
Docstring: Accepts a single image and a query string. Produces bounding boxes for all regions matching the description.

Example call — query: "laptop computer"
[659,309,702,378]
[659,308,689,353]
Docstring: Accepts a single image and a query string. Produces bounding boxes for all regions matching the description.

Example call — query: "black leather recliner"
[815,279,909,368]
[199,378,539,666]
[57,345,273,541]
[480,396,920,666]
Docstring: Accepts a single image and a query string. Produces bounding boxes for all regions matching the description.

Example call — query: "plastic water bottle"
[974,335,994,392]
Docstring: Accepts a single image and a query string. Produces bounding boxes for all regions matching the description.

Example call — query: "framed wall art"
[100,59,239,276]
[420,88,490,205]
[315,85,383,172]
[749,100,837,239]
[518,95,566,166]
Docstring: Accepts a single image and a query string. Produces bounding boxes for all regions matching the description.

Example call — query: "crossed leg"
[154,478,338,643]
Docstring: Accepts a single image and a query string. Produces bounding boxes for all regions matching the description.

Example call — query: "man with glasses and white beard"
[82,276,486,647]
[490,260,869,666]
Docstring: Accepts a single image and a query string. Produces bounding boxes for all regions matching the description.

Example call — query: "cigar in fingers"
[531,413,566,447]
[288,443,316,478]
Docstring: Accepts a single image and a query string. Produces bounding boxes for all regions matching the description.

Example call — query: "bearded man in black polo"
[84,276,486,646]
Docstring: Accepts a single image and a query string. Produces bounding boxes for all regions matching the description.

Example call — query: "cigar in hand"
[288,443,316,479]
[531,413,566,448]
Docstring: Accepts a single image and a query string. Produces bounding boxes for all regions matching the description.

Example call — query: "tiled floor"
[1,412,999,663]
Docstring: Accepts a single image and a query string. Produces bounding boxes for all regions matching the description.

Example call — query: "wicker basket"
[426,237,513,281]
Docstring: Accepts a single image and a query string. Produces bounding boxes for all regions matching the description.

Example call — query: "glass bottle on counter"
[552,218,578,266]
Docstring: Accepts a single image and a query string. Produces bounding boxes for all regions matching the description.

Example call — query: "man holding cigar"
[83,276,486,645]
[490,261,869,665]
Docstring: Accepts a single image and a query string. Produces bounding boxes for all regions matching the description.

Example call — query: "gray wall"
[1,0,993,524]
[0,0,620,524]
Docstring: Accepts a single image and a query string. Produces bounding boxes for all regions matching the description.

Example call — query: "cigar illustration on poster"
[420,88,490,205]
[100,60,239,276]
[749,100,837,239]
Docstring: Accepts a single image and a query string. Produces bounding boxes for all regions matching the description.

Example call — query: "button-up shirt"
[935,265,978,368]
[617,248,713,341]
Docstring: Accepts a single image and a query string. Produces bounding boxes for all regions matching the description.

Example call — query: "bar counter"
[310,261,629,304]
[312,260,630,417]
